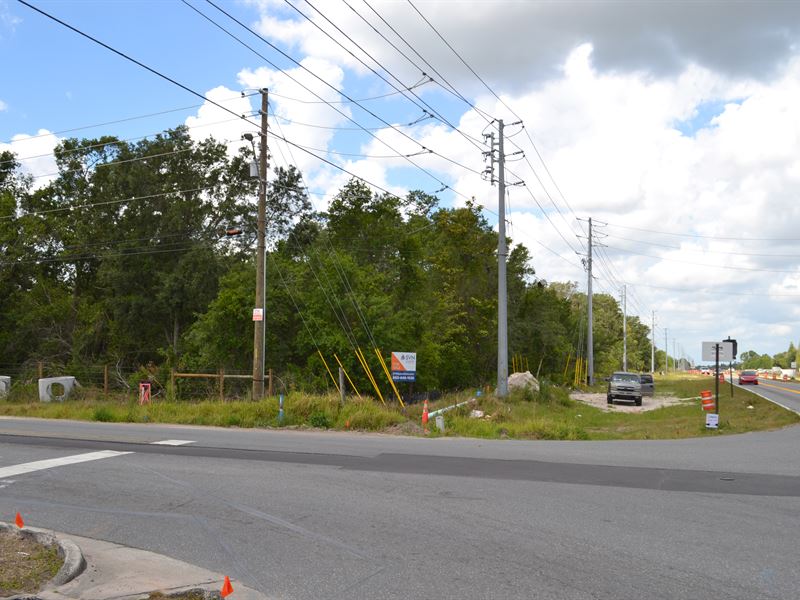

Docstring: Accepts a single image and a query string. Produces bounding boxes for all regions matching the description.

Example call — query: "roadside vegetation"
[0,374,795,440]
[0,530,61,596]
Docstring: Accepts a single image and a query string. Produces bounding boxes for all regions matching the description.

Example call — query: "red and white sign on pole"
[252,308,264,322]
[391,352,416,382]
[138,382,151,405]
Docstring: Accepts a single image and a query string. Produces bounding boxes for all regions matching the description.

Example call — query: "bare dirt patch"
[570,392,692,413]
[0,529,61,597]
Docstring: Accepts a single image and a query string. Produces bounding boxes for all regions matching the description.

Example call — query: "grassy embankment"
[0,375,796,440]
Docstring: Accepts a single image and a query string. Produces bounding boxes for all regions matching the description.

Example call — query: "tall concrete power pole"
[587,217,594,385]
[496,120,508,397]
[664,328,668,373]
[252,89,268,400]
[622,284,627,371]
[651,311,655,373]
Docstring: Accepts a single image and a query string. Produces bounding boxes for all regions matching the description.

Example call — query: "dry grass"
[0,530,61,596]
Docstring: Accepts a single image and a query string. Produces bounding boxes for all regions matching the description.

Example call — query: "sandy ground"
[570,392,693,413]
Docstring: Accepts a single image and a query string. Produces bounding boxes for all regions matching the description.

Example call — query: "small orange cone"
[422,399,429,426]
[221,575,234,598]
[15,512,24,529]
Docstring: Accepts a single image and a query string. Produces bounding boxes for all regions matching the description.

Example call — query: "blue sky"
[1,0,461,199]
[2,0,800,360]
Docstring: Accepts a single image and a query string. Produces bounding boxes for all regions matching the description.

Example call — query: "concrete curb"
[0,521,86,596]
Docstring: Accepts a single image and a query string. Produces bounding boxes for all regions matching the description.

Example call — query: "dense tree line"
[740,343,800,370]
[0,129,656,394]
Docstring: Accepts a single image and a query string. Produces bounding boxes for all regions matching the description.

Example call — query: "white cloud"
[0,129,61,188]
[0,99,7,111]
[184,85,256,154]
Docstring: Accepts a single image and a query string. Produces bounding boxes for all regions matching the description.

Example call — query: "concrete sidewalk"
[38,532,269,600]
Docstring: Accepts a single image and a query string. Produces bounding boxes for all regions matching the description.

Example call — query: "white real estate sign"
[391,352,417,382]
[701,341,733,362]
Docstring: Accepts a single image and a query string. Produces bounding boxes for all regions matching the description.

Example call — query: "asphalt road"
[1,417,799,599]
[732,378,800,414]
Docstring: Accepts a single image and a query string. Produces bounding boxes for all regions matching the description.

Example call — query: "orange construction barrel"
[700,390,714,411]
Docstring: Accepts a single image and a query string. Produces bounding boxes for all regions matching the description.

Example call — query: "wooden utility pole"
[252,89,268,400]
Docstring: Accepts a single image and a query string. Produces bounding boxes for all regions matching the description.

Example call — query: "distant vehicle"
[738,370,758,385]
[607,372,643,406]
[639,373,655,396]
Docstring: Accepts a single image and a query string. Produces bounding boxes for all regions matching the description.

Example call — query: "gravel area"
[570,392,693,413]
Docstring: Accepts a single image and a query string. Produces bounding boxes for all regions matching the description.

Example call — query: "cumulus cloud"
[0,99,7,111]
[0,129,61,188]
[131,1,800,356]
[246,0,800,95]
[184,85,257,154]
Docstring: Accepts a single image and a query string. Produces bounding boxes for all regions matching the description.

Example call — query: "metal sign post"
[715,344,720,415]
[702,341,733,426]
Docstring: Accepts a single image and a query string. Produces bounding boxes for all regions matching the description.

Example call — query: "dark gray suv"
[607,372,643,406]
[639,373,655,397]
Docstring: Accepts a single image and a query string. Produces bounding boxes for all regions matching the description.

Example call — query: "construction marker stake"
[278,394,285,424]
[15,512,24,529]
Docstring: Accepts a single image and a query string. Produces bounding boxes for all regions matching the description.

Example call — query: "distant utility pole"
[651,311,656,373]
[664,328,668,373]
[587,218,594,385]
[252,88,268,400]
[622,284,627,371]
[673,339,677,372]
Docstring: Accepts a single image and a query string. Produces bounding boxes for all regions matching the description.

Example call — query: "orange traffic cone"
[221,575,234,598]
[422,399,429,426]
[15,512,24,529]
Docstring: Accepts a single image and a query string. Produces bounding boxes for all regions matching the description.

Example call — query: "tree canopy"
[0,129,661,394]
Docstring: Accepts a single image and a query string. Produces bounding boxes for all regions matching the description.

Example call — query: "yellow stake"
[333,353,361,400]
[356,347,385,404]
[317,350,340,394]
[374,347,405,408]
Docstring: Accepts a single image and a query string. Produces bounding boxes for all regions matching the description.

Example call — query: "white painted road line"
[150,440,195,446]
[0,450,132,479]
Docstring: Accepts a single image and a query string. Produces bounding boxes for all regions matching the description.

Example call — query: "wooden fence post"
[268,368,274,397]
[219,368,225,402]
[170,369,176,401]
[104,365,109,397]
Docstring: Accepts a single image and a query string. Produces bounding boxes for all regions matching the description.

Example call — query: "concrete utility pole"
[587,217,594,385]
[673,339,677,372]
[252,89,268,400]
[622,284,627,371]
[651,311,655,373]
[664,328,668,373]
[496,119,508,397]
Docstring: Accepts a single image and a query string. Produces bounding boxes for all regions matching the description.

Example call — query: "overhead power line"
[191,0,476,199]
[605,244,800,274]
[15,0,432,208]
[605,222,800,242]
[605,233,800,258]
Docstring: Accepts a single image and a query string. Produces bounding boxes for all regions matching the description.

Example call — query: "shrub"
[309,412,332,429]
[92,407,116,422]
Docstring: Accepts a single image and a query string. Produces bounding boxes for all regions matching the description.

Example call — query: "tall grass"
[0,374,795,440]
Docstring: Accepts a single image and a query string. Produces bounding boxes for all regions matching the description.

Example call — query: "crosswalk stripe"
[0,450,132,479]
[150,439,195,446]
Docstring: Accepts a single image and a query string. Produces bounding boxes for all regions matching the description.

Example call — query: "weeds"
[0,374,795,440]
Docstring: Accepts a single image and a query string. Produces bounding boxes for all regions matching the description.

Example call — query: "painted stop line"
[0,450,132,479]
